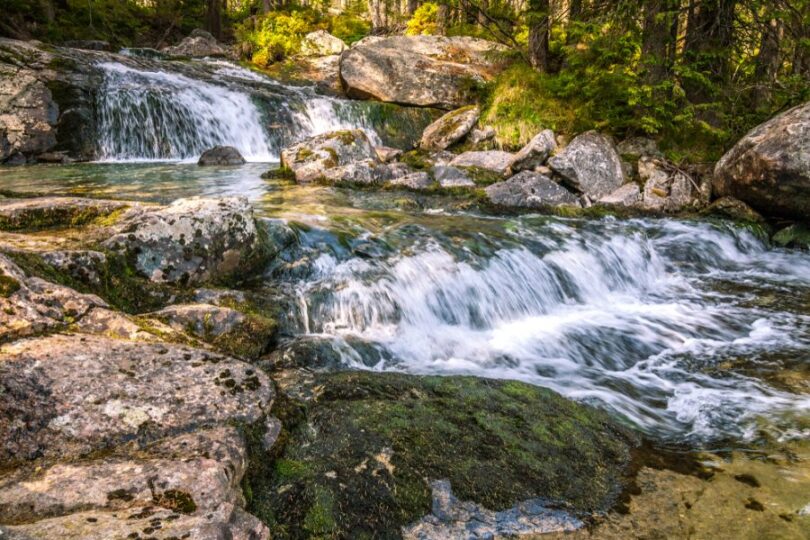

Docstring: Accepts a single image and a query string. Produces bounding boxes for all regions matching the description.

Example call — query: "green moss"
[0,205,124,232]
[772,224,810,250]
[295,148,314,161]
[0,272,21,298]
[245,371,638,539]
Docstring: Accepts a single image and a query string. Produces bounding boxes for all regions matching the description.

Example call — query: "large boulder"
[280,130,378,183]
[450,150,514,175]
[486,171,580,209]
[162,29,231,58]
[548,131,625,200]
[198,145,246,166]
[419,106,480,151]
[0,333,273,465]
[245,371,638,539]
[103,196,274,285]
[713,101,810,221]
[339,36,507,109]
[300,30,347,56]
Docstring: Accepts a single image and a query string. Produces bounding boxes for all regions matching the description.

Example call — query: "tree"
[527,0,550,72]
[682,0,737,103]
[207,0,222,39]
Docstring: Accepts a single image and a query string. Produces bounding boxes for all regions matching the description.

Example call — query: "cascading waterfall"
[95,59,383,162]
[286,218,810,443]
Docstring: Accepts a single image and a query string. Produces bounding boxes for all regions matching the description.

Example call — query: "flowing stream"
[4,54,808,448]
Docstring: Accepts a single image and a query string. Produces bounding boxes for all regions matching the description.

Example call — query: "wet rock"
[34,151,73,164]
[419,106,480,151]
[432,165,475,188]
[0,254,107,343]
[62,40,111,51]
[703,197,766,225]
[198,145,246,166]
[639,158,694,212]
[0,197,128,232]
[713,101,810,221]
[152,302,276,359]
[548,131,625,199]
[103,196,273,285]
[162,29,231,58]
[301,30,347,56]
[0,334,273,466]
[246,372,638,539]
[508,129,557,173]
[280,130,378,183]
[450,150,514,175]
[0,61,58,163]
[485,171,580,209]
[389,172,436,190]
[772,224,810,250]
[339,36,507,109]
[319,159,382,186]
[403,479,583,539]
[374,145,403,163]
[40,250,107,286]
[598,183,641,208]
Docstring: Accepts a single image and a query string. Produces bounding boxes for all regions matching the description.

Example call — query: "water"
[94,59,386,162]
[3,163,809,446]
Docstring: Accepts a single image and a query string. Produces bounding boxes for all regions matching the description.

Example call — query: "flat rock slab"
[0,197,128,232]
[0,334,273,465]
[450,150,514,175]
[486,171,579,209]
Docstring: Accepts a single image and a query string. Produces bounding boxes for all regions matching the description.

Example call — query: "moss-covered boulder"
[280,130,378,183]
[772,224,810,250]
[247,371,638,539]
[419,106,480,151]
[0,197,129,232]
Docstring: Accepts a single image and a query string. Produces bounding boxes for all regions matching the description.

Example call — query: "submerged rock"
[301,30,347,56]
[281,130,378,183]
[419,106,480,151]
[450,150,514,175]
[713,101,810,221]
[104,196,273,285]
[486,171,580,209]
[339,36,507,109]
[198,145,246,166]
[772,224,810,250]
[703,197,767,225]
[0,334,273,466]
[548,131,625,200]
[508,129,557,173]
[246,371,638,539]
[162,29,231,58]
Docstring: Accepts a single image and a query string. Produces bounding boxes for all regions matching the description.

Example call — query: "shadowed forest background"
[2,0,809,161]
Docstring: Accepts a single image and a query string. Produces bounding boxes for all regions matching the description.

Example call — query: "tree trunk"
[641,0,678,86]
[261,0,271,13]
[682,0,737,103]
[408,0,418,15]
[207,0,222,40]
[437,2,449,35]
[568,0,581,20]
[527,0,550,72]
[478,0,488,26]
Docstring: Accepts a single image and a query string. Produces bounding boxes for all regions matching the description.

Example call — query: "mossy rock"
[247,371,638,539]
[772,224,810,250]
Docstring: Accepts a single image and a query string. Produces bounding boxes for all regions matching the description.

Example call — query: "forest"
[2,0,809,161]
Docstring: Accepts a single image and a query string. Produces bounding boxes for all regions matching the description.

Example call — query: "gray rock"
[616,136,663,161]
[389,172,436,190]
[419,106,480,151]
[162,29,231,58]
[198,145,246,166]
[319,159,382,185]
[450,150,514,175]
[548,131,625,199]
[713,101,810,221]
[639,158,694,211]
[485,171,580,209]
[301,30,347,56]
[281,130,378,183]
[263,417,282,452]
[598,183,641,207]
[103,196,272,285]
[508,129,557,173]
[468,126,496,146]
[403,479,583,539]
[0,334,273,466]
[433,165,475,188]
[374,145,403,163]
[703,196,766,224]
[40,250,107,286]
[62,40,111,51]
[339,36,507,109]
[0,197,128,232]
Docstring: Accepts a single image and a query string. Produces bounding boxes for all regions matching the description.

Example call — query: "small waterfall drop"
[96,62,275,162]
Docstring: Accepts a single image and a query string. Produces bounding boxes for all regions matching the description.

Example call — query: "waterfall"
[94,60,384,162]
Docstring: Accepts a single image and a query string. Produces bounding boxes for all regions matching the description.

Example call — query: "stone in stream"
[0,197,129,232]
[548,131,625,200]
[162,28,232,58]
[339,35,507,109]
[713,100,810,221]
[103,196,275,285]
[639,158,694,212]
[485,171,580,209]
[197,145,246,166]
[432,165,476,188]
[375,145,404,163]
[419,106,480,151]
[508,129,557,173]
[389,171,436,190]
[0,333,273,466]
[281,130,378,183]
[300,30,347,56]
[598,183,642,208]
[702,196,767,225]
[450,150,515,175]
[245,371,638,539]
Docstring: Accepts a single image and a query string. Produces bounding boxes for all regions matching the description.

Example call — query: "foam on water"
[289,218,810,443]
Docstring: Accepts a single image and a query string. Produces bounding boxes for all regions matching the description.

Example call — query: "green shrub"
[236,9,319,66]
[329,14,370,44]
[405,3,438,36]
